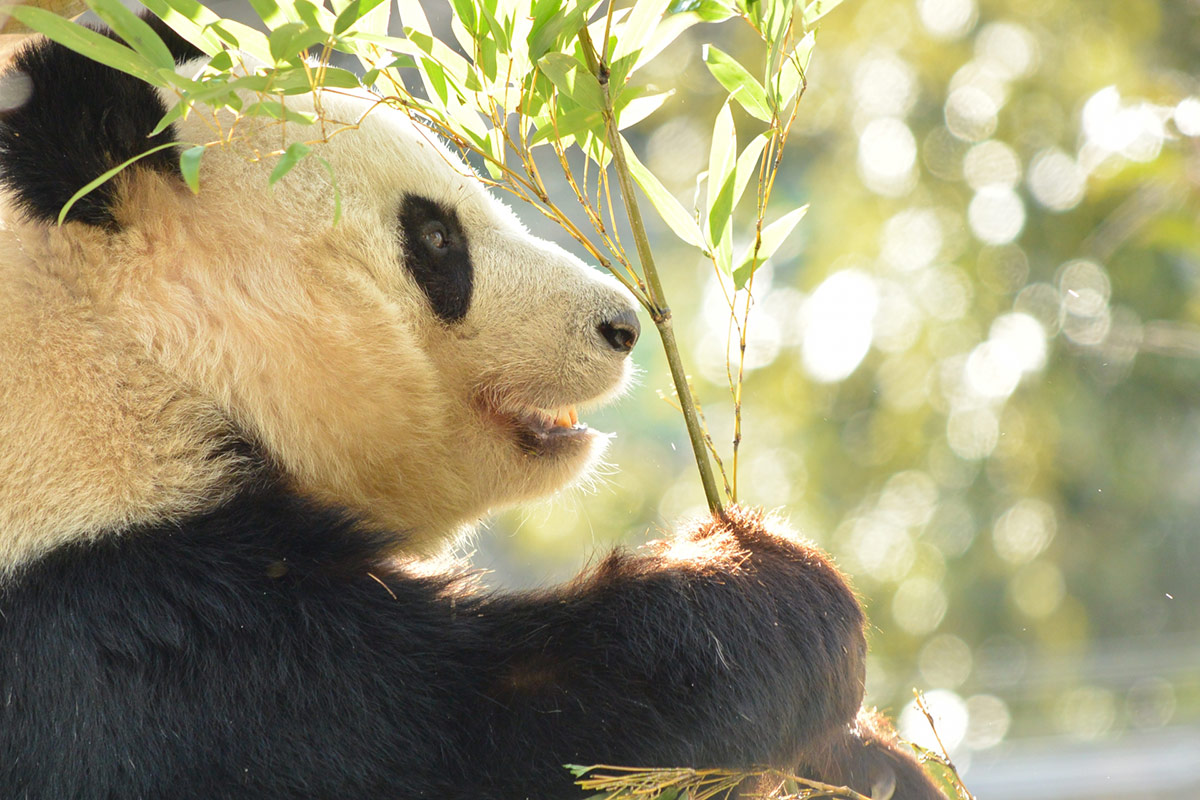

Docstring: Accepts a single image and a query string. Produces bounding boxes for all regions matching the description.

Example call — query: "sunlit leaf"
[530,106,604,146]
[52,142,180,225]
[621,136,706,250]
[703,44,772,122]
[706,102,737,269]
[149,100,189,138]
[538,52,606,113]
[87,0,176,70]
[139,0,222,55]
[611,0,670,64]
[731,204,808,288]
[268,22,328,63]
[733,133,768,210]
[269,142,313,186]
[333,0,385,35]
[6,7,162,85]
[528,0,592,62]
[803,0,845,27]
[247,0,291,29]
[618,89,674,129]
[774,30,814,108]
[179,145,204,195]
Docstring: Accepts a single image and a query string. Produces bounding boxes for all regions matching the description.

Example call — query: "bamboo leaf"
[731,204,808,288]
[333,0,385,35]
[733,133,768,211]
[269,142,312,186]
[55,142,182,225]
[143,0,271,61]
[538,53,605,113]
[139,0,222,55]
[617,89,674,129]
[6,7,163,85]
[803,0,845,27]
[179,145,204,194]
[529,106,604,146]
[620,136,706,250]
[87,0,176,70]
[149,100,189,138]
[528,0,591,62]
[703,44,772,122]
[247,0,290,29]
[705,102,736,266]
[775,31,814,107]
[611,0,670,64]
[268,22,328,63]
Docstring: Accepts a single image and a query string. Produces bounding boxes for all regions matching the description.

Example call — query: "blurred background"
[473,1,1200,796]
[94,0,1200,794]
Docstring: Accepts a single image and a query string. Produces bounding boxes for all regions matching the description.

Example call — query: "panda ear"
[0,15,203,227]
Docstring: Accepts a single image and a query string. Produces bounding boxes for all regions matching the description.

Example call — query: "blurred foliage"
[484,0,1200,771]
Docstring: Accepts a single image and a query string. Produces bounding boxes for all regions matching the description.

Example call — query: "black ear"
[0,15,203,227]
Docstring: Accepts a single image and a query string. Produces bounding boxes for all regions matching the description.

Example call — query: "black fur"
[0,482,887,799]
[398,193,474,323]
[0,15,202,227]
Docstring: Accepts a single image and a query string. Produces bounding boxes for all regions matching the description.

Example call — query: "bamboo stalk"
[578,27,726,518]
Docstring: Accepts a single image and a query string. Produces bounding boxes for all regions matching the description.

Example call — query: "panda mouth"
[476,397,594,455]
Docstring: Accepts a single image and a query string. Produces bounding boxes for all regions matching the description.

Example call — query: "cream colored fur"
[0,72,636,572]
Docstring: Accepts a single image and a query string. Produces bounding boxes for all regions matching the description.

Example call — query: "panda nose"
[597,309,641,353]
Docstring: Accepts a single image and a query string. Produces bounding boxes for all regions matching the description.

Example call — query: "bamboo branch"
[578,26,725,517]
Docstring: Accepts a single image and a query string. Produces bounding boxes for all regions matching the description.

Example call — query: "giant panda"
[0,15,945,800]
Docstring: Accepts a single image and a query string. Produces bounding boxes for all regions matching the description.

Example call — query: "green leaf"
[53,142,182,225]
[538,53,605,113]
[206,49,234,71]
[620,136,706,250]
[247,0,290,28]
[139,0,223,56]
[671,0,734,19]
[731,204,809,288]
[775,30,814,107]
[703,44,772,122]
[179,145,204,195]
[317,67,363,89]
[706,102,737,266]
[87,0,177,70]
[149,100,189,138]
[733,133,768,211]
[528,0,591,62]
[530,106,604,146]
[333,0,386,35]
[270,142,313,186]
[268,22,329,63]
[611,0,670,64]
[803,0,846,27]
[395,0,432,37]
[449,0,480,34]
[617,89,674,129]
[6,7,163,85]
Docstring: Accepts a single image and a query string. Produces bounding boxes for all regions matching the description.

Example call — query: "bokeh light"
[800,269,879,382]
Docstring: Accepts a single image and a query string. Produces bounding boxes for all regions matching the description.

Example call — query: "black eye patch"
[398,194,473,324]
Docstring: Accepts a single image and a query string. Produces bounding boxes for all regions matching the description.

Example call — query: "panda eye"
[422,223,449,251]
[399,194,473,324]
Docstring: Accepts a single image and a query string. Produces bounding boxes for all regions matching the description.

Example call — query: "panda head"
[0,23,640,558]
